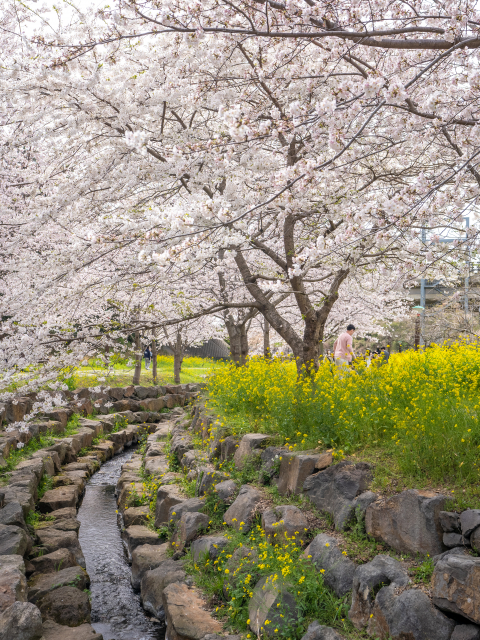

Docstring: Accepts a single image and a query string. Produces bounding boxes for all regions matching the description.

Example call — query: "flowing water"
[77,448,165,640]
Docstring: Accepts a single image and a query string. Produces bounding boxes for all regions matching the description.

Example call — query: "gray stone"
[3,488,35,517]
[451,625,480,640]
[134,386,152,400]
[168,498,205,524]
[144,457,169,477]
[368,585,455,640]
[432,553,480,623]
[471,528,480,553]
[444,532,469,548]
[30,549,78,575]
[0,602,43,640]
[220,436,239,463]
[277,452,321,496]
[234,434,271,469]
[122,525,162,557]
[0,525,28,556]
[41,619,103,640]
[365,489,446,556]
[214,480,236,503]
[440,511,461,533]
[28,566,89,604]
[154,485,185,528]
[170,512,209,552]
[38,487,78,513]
[0,554,25,574]
[131,543,170,590]
[162,582,222,640]
[35,529,85,569]
[140,559,186,619]
[37,585,90,626]
[224,485,262,532]
[123,506,150,528]
[261,505,309,544]
[248,576,298,636]
[197,468,228,497]
[170,431,194,463]
[460,510,480,538]
[349,554,409,629]
[300,621,345,640]
[191,536,228,563]
[259,447,287,484]
[0,503,26,530]
[0,566,27,613]
[303,533,355,597]
[304,461,372,530]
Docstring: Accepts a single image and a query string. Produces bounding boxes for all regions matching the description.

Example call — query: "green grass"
[74,355,222,388]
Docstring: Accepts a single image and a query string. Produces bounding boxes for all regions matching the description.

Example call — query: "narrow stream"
[77,448,165,640]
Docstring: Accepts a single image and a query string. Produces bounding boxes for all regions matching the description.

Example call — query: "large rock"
[38,487,78,513]
[168,498,205,524]
[440,511,461,534]
[141,559,186,620]
[154,485,185,528]
[37,586,90,627]
[261,505,309,544]
[224,485,262,532]
[0,601,43,640]
[144,457,169,477]
[432,553,480,623]
[220,436,239,463]
[460,510,480,538]
[451,626,480,640]
[35,529,85,568]
[124,506,150,528]
[234,434,272,469]
[197,468,228,497]
[349,555,409,629]
[191,536,229,563]
[171,512,209,552]
[3,487,35,517]
[300,621,345,640]
[41,619,103,640]
[248,575,298,636]
[366,489,447,556]
[122,525,162,557]
[0,566,27,613]
[28,566,89,605]
[303,461,372,530]
[303,533,355,597]
[162,582,222,640]
[30,549,78,575]
[368,585,455,640]
[214,480,237,503]
[0,525,28,556]
[170,432,194,463]
[0,502,26,530]
[277,452,329,495]
[131,543,170,590]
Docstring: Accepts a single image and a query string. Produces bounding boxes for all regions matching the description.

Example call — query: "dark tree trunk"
[132,332,142,385]
[173,330,184,384]
[263,321,271,359]
[151,337,157,384]
[240,323,249,365]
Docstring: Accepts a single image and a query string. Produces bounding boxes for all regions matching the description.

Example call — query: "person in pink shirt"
[333,324,355,369]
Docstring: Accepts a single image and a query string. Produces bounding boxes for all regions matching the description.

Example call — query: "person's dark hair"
[347,324,355,331]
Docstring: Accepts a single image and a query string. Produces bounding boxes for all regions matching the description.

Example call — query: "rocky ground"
[1,385,480,640]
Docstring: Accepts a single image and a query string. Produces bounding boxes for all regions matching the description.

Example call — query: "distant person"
[144,345,152,370]
[333,324,355,369]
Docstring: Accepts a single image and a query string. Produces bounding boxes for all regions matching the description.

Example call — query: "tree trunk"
[240,323,249,365]
[132,332,142,385]
[226,322,242,365]
[173,330,184,384]
[263,321,271,359]
[151,336,157,384]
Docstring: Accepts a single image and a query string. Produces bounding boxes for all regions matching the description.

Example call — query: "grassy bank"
[207,343,480,507]
[74,355,222,388]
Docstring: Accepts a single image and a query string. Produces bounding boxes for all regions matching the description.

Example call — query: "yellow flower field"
[208,342,480,485]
